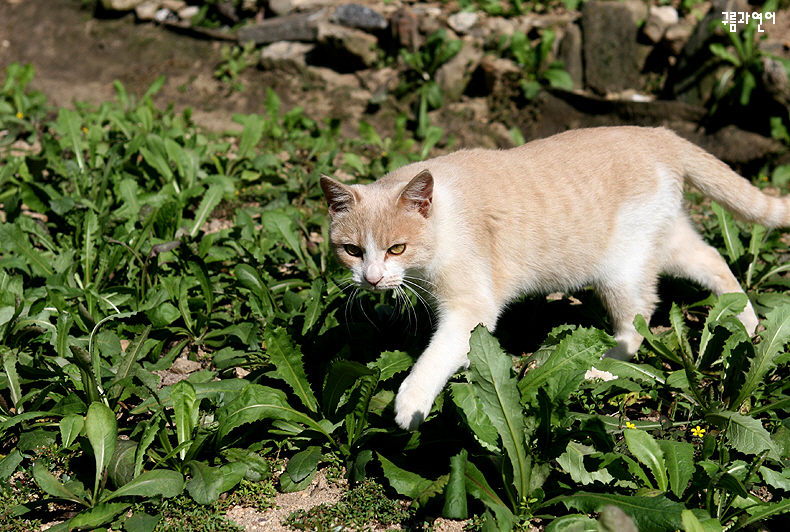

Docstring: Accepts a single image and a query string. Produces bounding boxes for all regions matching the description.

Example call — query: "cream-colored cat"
[321,126,790,431]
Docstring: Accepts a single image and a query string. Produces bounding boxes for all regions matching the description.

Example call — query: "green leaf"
[519,327,615,404]
[301,277,325,335]
[464,460,513,529]
[443,450,468,519]
[623,428,667,492]
[186,461,245,505]
[368,351,412,382]
[323,360,376,416]
[657,440,694,499]
[85,401,118,497]
[171,380,198,461]
[732,497,790,531]
[468,326,531,499]
[377,452,444,508]
[733,304,790,408]
[234,263,278,315]
[0,223,54,276]
[1,346,23,413]
[711,202,745,263]
[59,414,85,448]
[215,384,332,445]
[698,293,747,364]
[286,445,322,483]
[32,461,88,506]
[706,410,778,458]
[68,502,130,530]
[107,439,137,490]
[545,492,685,532]
[545,514,597,532]
[450,381,500,452]
[189,184,224,238]
[264,326,318,413]
[556,442,615,486]
[187,257,214,315]
[103,469,184,502]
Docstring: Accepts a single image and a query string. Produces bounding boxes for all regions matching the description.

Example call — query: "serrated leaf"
[443,450,468,519]
[698,293,748,363]
[519,327,615,404]
[623,429,667,492]
[368,350,412,381]
[186,461,245,505]
[215,384,331,445]
[556,442,614,486]
[323,360,376,416]
[0,223,54,276]
[468,326,531,499]
[450,382,500,452]
[265,326,318,413]
[732,304,790,408]
[377,452,443,509]
[712,202,745,262]
[59,414,84,449]
[547,492,685,532]
[706,411,778,458]
[657,439,694,499]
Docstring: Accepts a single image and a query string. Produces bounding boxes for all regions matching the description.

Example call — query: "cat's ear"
[320,175,357,217]
[398,169,433,217]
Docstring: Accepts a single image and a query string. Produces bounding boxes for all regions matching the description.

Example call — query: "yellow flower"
[82,127,88,133]
[626,421,636,429]
[691,425,706,438]
[15,111,23,119]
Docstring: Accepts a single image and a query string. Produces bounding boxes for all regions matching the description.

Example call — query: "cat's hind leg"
[660,216,758,334]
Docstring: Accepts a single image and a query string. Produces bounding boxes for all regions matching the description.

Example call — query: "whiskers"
[334,273,435,333]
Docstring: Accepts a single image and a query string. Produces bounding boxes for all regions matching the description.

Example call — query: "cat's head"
[320,169,435,291]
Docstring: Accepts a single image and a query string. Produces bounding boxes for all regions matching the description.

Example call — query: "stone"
[317,21,379,69]
[447,11,478,35]
[558,22,583,90]
[178,5,199,21]
[135,0,160,20]
[391,8,419,51]
[101,0,144,10]
[160,0,185,11]
[260,41,315,72]
[236,8,328,44]
[643,5,679,43]
[268,0,332,17]
[484,16,516,38]
[331,4,387,31]
[478,55,521,95]
[662,21,695,56]
[580,0,651,95]
[435,36,485,101]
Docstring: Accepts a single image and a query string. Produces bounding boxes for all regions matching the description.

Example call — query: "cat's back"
[382,126,682,205]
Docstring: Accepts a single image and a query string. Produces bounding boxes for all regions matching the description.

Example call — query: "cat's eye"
[344,244,362,257]
[388,244,406,255]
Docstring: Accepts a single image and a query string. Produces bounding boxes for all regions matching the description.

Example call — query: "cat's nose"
[365,273,383,286]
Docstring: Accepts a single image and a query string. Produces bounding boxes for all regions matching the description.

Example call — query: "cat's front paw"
[394,375,436,431]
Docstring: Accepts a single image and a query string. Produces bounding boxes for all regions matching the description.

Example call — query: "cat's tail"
[679,136,790,229]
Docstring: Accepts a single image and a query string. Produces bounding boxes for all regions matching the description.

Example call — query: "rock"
[160,0,185,11]
[447,11,478,35]
[268,0,333,17]
[317,21,379,69]
[435,36,485,101]
[236,8,328,44]
[391,8,419,51]
[662,20,695,56]
[100,0,144,10]
[170,356,202,375]
[330,4,387,31]
[643,5,679,43]
[580,0,651,95]
[477,55,520,96]
[135,0,160,20]
[484,16,516,38]
[260,41,315,72]
[178,5,199,22]
[154,8,178,23]
[558,22,583,90]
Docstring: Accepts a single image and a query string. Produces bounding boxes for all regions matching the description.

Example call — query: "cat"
[320,126,790,431]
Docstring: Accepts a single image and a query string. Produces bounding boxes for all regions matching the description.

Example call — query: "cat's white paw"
[394,375,436,431]
[738,302,759,336]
